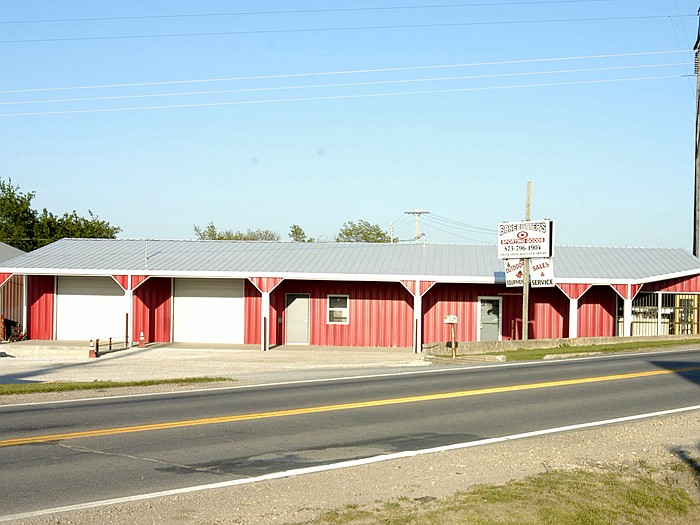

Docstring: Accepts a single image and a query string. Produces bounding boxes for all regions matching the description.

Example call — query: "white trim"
[477,296,502,342]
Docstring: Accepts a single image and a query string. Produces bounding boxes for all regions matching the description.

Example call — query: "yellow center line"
[1,366,698,448]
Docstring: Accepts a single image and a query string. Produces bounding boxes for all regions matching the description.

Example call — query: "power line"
[0,1,621,25]
[0,15,693,45]
[0,74,682,117]
[425,214,497,233]
[2,62,688,107]
[1,50,689,94]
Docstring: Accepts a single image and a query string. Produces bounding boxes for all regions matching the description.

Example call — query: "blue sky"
[1,0,697,248]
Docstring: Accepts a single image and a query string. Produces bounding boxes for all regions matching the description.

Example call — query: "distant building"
[0,238,699,350]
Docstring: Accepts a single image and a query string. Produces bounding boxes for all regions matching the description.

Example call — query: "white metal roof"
[0,238,698,285]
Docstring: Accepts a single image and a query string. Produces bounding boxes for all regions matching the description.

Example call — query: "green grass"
[0,377,232,396]
[487,338,700,362]
[305,468,698,525]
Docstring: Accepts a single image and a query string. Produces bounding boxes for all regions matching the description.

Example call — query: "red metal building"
[2,239,700,351]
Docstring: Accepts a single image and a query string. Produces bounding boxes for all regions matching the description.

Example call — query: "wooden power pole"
[522,182,532,340]
[694,9,700,256]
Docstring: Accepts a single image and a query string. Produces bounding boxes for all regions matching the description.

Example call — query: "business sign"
[504,259,525,287]
[497,220,554,260]
[529,257,555,288]
[503,257,555,288]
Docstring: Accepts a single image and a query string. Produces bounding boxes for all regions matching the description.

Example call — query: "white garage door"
[172,278,245,344]
[56,277,126,341]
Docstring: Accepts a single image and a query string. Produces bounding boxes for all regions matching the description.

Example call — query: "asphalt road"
[1,349,699,519]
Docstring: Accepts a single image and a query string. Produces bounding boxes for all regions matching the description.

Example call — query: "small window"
[328,295,349,324]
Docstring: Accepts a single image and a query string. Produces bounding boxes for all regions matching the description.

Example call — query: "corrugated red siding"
[133,277,171,343]
[645,275,700,293]
[27,275,54,340]
[577,285,616,337]
[270,280,412,347]
[557,283,591,300]
[423,284,568,342]
[244,280,261,345]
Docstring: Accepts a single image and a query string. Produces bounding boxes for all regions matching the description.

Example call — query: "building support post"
[657,292,663,335]
[413,282,422,353]
[261,291,271,351]
[568,297,579,339]
[623,297,633,337]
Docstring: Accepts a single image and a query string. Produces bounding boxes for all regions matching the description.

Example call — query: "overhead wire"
[0,74,683,117]
[1,62,689,107]
[0,1,623,25]
[1,50,689,95]
[0,14,693,45]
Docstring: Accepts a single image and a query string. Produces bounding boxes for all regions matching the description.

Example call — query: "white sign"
[529,257,555,288]
[504,259,525,287]
[503,258,555,288]
[497,220,554,260]
[444,314,458,324]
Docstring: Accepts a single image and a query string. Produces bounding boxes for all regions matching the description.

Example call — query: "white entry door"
[285,294,310,345]
[478,297,502,342]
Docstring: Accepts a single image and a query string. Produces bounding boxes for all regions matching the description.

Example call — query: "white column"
[413,282,422,354]
[261,291,271,351]
[623,297,633,337]
[568,297,579,339]
[127,284,134,347]
[656,292,663,335]
[22,274,28,331]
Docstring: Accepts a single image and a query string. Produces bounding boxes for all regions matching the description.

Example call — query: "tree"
[0,178,121,251]
[335,220,390,243]
[194,222,281,241]
[289,224,314,242]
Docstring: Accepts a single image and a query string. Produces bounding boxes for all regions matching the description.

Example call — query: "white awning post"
[568,297,578,339]
[413,281,422,353]
[623,297,633,337]
[261,291,271,351]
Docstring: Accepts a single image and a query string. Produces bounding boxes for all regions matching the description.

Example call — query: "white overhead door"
[172,278,245,344]
[56,276,126,341]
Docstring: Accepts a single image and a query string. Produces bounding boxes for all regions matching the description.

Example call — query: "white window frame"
[327,294,350,325]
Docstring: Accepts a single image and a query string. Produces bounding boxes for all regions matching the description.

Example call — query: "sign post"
[498,183,555,340]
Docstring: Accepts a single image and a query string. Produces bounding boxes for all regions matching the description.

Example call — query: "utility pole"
[522,182,532,340]
[694,8,700,256]
[405,209,429,243]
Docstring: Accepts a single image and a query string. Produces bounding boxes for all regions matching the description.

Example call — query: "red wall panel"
[133,277,171,343]
[27,275,54,340]
[645,275,700,293]
[423,284,569,343]
[270,280,413,347]
[577,285,617,337]
[244,280,261,345]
